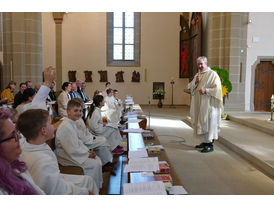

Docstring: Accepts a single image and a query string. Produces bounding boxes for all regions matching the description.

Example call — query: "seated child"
[18,109,98,195]
[72,98,114,172]
[55,100,103,189]
[87,95,124,154]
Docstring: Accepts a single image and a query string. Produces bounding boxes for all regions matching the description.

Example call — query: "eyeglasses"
[0,130,21,144]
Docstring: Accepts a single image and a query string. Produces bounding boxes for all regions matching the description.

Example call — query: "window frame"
[107,12,141,67]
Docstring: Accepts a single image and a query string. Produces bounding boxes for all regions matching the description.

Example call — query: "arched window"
[107,12,140,66]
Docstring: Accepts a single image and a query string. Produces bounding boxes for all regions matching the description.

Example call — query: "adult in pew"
[47,81,56,102]
[25,80,33,89]
[72,98,114,172]
[57,82,72,117]
[13,82,27,108]
[87,95,124,154]
[16,66,56,115]
[55,100,103,189]
[102,81,111,97]
[1,81,16,104]
[0,108,45,195]
[69,83,82,99]
[188,56,223,153]
[18,109,98,195]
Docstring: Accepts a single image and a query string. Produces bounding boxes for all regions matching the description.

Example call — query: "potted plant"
[153,88,165,108]
[211,66,233,119]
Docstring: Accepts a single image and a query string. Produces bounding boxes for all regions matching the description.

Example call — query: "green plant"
[211,66,232,97]
[153,88,165,99]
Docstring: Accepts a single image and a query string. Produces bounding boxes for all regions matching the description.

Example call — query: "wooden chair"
[46,120,84,175]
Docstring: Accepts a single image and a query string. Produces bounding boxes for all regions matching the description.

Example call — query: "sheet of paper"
[126,119,142,124]
[123,157,159,173]
[124,114,138,119]
[123,181,167,195]
[128,148,148,159]
[126,111,138,115]
[169,186,188,195]
[122,128,149,133]
[141,172,154,177]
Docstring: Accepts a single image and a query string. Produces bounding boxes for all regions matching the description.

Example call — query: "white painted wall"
[42,12,190,106]
[246,12,274,111]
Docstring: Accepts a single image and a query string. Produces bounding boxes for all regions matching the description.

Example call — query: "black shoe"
[195,143,206,149]
[201,145,214,153]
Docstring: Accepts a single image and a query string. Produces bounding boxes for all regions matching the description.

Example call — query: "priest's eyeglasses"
[0,130,21,144]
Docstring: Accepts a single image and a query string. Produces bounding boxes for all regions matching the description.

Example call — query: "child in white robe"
[18,109,98,195]
[55,100,103,189]
[104,88,120,125]
[87,95,124,154]
[113,89,123,123]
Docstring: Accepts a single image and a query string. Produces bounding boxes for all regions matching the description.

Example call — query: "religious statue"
[84,70,93,82]
[132,70,140,82]
[68,70,77,82]
[98,70,108,82]
[115,71,124,82]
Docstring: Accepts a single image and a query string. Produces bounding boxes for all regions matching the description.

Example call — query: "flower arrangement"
[153,88,165,99]
[211,66,232,98]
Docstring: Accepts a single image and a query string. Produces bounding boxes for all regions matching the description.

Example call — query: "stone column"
[2,12,42,90]
[206,12,248,111]
[52,12,65,90]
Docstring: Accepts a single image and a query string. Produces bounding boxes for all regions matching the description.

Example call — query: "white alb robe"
[55,117,103,188]
[188,67,223,143]
[20,141,99,195]
[105,96,120,125]
[75,118,112,165]
[16,85,50,115]
[87,107,122,151]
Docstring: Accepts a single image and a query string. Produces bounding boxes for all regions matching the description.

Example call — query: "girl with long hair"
[86,95,124,154]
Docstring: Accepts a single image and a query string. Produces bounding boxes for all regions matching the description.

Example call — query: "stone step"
[183,116,274,179]
[227,113,274,137]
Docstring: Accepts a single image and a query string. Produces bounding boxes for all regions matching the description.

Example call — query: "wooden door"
[254,61,274,111]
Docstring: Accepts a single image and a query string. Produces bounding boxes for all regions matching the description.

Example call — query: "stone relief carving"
[115,70,124,82]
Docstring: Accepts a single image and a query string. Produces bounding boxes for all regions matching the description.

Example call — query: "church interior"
[0,7,273,200]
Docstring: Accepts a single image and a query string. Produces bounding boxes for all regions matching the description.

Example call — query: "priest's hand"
[195,75,200,83]
[88,190,94,195]
[88,150,96,159]
[199,88,206,94]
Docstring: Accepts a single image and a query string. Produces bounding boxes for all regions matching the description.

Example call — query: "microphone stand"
[147,96,153,131]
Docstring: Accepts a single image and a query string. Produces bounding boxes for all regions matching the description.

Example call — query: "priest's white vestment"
[188,67,223,143]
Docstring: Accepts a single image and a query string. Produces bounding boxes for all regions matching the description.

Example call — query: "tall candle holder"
[170,79,175,108]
